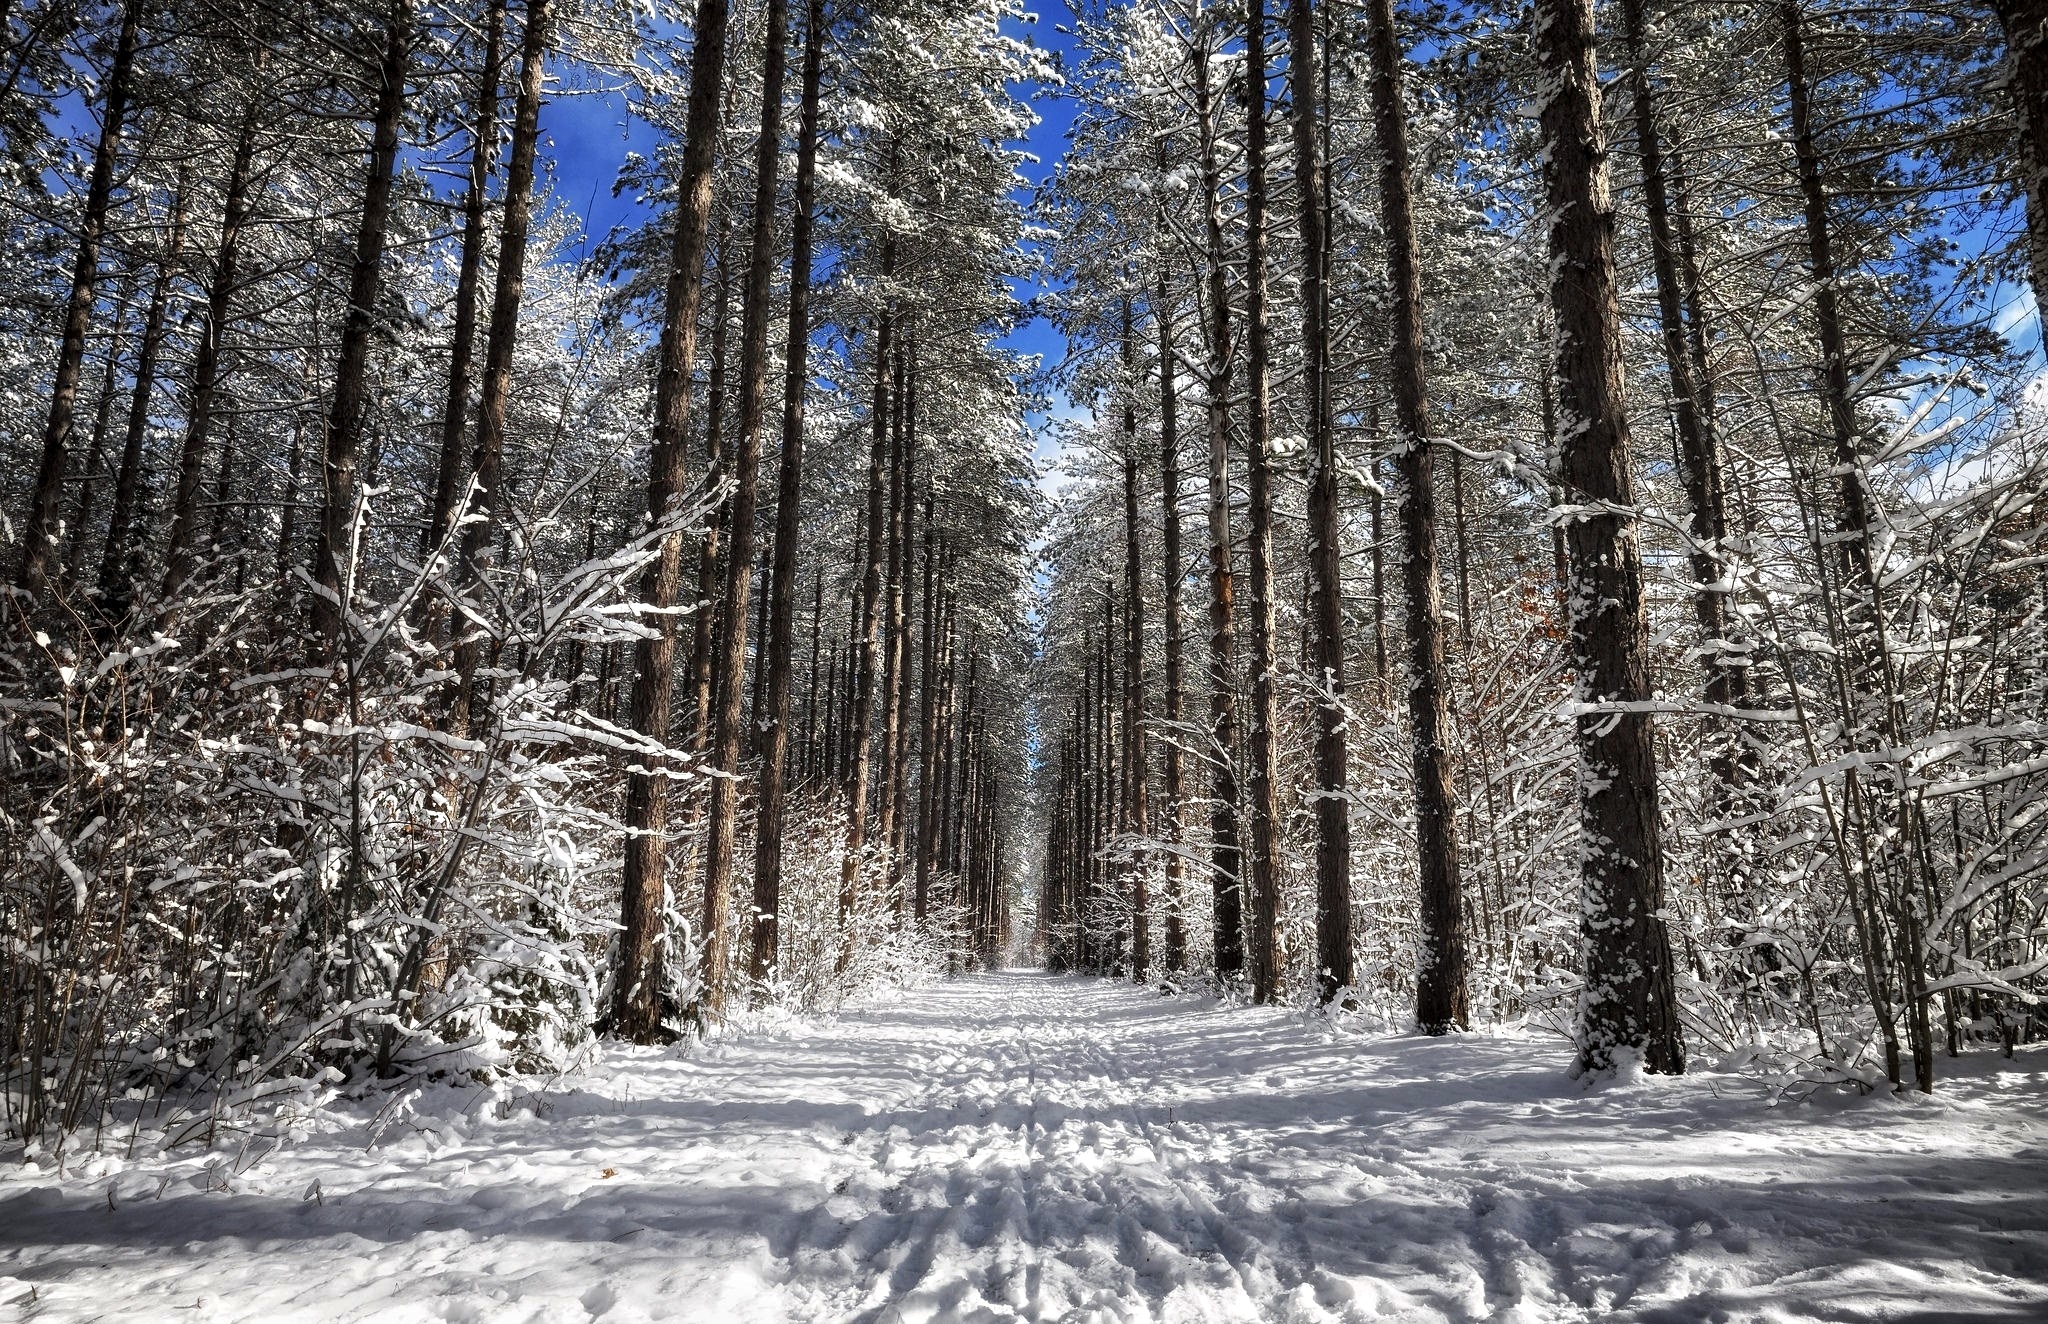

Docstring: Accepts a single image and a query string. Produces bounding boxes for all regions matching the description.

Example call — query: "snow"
[5,972,2047,1322]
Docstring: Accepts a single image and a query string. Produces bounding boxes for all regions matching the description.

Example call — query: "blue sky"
[535,3,1085,424]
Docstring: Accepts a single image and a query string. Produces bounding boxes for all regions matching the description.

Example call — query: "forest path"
[5,972,2048,1322]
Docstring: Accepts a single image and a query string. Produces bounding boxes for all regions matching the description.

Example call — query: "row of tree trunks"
[423,0,507,577]
[1119,303,1152,980]
[748,0,827,985]
[1362,0,1467,1034]
[1779,0,1932,1092]
[18,0,139,594]
[99,169,188,607]
[1288,0,1353,1006]
[837,237,895,967]
[613,0,730,1043]
[312,0,412,650]
[696,0,792,1022]
[1618,0,1748,813]
[452,0,553,733]
[1191,22,1244,983]
[1154,273,1188,978]
[163,102,259,598]
[1240,0,1284,1005]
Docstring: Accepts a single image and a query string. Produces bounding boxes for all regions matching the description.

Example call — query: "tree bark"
[689,216,735,766]
[19,0,137,594]
[1120,302,1152,981]
[451,0,551,733]
[914,498,941,922]
[1363,0,1467,1034]
[839,268,894,965]
[1241,0,1284,1005]
[1995,0,2048,319]
[423,0,506,573]
[65,272,134,582]
[1535,0,1684,1076]
[1289,0,1353,1004]
[749,0,824,979]
[1192,23,1244,982]
[697,0,790,1018]
[1782,0,1931,1092]
[1155,275,1187,978]
[877,341,913,897]
[1619,0,1748,798]
[614,0,730,1043]
[99,167,186,607]
[313,1,411,648]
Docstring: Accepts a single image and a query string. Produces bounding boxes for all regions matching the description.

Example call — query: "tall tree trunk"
[100,168,184,604]
[839,265,894,965]
[451,0,551,733]
[18,0,137,594]
[277,342,318,587]
[1782,0,1930,1092]
[914,500,940,922]
[1995,0,2048,319]
[65,274,133,583]
[423,0,505,572]
[1619,0,1748,802]
[1193,24,1244,982]
[1363,0,1467,1033]
[1081,623,1097,968]
[689,217,734,761]
[877,343,913,898]
[801,567,823,787]
[1290,0,1353,1004]
[697,0,789,1019]
[1155,275,1187,978]
[1535,0,1684,1076]
[1241,0,1284,1004]
[167,103,259,596]
[1120,302,1151,981]
[614,0,730,1043]
[749,0,823,981]
[313,2,411,648]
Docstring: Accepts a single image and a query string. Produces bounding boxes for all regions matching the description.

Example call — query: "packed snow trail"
[5,973,2048,1323]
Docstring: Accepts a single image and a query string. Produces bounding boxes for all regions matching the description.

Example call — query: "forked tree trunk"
[614,0,730,1043]
[1363,0,1467,1033]
[1534,0,1684,1076]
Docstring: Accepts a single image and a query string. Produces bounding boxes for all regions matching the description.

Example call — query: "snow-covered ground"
[4,972,2047,1323]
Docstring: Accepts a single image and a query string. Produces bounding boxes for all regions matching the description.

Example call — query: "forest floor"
[4,972,2048,1323]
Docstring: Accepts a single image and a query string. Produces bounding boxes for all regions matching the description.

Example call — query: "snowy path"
[6,972,2048,1323]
